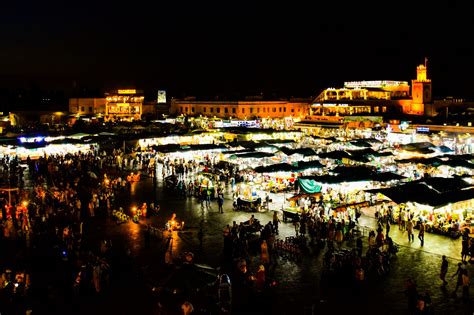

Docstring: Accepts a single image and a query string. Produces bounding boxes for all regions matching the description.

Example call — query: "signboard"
[157,90,166,103]
[221,120,261,128]
[343,116,383,123]
[416,127,430,133]
[118,89,137,94]
[344,81,409,89]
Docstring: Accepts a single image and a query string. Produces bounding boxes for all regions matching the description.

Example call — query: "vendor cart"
[282,207,302,222]
[234,197,262,212]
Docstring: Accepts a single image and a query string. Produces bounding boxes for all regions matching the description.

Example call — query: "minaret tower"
[411,58,433,115]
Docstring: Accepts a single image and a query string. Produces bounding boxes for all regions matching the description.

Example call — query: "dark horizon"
[1,1,474,109]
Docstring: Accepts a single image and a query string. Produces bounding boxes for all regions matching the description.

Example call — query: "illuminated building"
[410,59,432,116]
[69,89,146,121]
[309,62,433,118]
[170,97,310,120]
[105,89,144,121]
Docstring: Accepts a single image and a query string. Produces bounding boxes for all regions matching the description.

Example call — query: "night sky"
[1,1,474,104]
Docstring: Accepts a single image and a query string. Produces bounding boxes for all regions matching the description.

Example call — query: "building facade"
[105,89,144,121]
[69,98,107,116]
[410,62,433,116]
[310,63,434,118]
[69,89,145,121]
[169,98,310,119]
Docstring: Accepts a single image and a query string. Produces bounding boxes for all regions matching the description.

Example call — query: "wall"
[170,100,309,119]
[69,98,106,115]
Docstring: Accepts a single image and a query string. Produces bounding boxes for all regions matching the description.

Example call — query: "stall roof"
[278,147,318,157]
[231,152,274,159]
[367,150,394,157]
[299,170,404,184]
[254,163,297,173]
[226,141,276,150]
[399,142,435,151]
[412,177,472,193]
[223,148,255,155]
[453,154,474,162]
[349,140,372,148]
[311,136,336,142]
[366,180,474,208]
[436,145,454,153]
[153,143,227,153]
[263,139,296,145]
[253,160,323,173]
[296,160,324,170]
[441,158,474,169]
[318,151,352,160]
[395,157,444,166]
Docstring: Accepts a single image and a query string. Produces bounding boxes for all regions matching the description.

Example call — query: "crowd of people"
[1,144,472,314]
[0,150,147,314]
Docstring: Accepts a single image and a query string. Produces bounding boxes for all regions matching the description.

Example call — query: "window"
[283,107,286,112]
[225,108,228,113]
[232,108,236,114]
[180,107,183,113]
[263,108,265,113]
[382,106,387,113]
[203,107,206,113]
[185,107,188,112]
[191,107,195,113]
[81,106,85,112]
[257,108,260,113]
[250,108,253,113]
[272,108,276,112]
[291,108,294,113]
[374,106,379,113]
[279,107,282,112]
[242,108,245,114]
[217,108,220,113]
[89,106,93,112]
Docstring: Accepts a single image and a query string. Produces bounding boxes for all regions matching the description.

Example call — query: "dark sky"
[1,1,474,99]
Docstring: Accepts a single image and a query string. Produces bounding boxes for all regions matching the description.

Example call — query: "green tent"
[298,178,322,194]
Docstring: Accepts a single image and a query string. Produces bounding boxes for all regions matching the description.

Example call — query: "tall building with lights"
[410,59,433,116]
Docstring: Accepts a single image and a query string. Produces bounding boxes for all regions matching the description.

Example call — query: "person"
[293,218,300,237]
[462,268,470,302]
[368,231,376,249]
[265,193,270,210]
[418,222,425,246]
[355,206,361,223]
[404,278,418,314]
[260,240,270,265]
[461,230,469,261]
[452,262,464,296]
[376,229,385,248]
[386,219,391,238]
[424,291,432,315]
[218,194,224,213]
[206,189,212,207]
[256,264,266,292]
[406,220,414,243]
[249,214,255,226]
[272,211,281,235]
[181,301,194,315]
[440,255,448,287]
